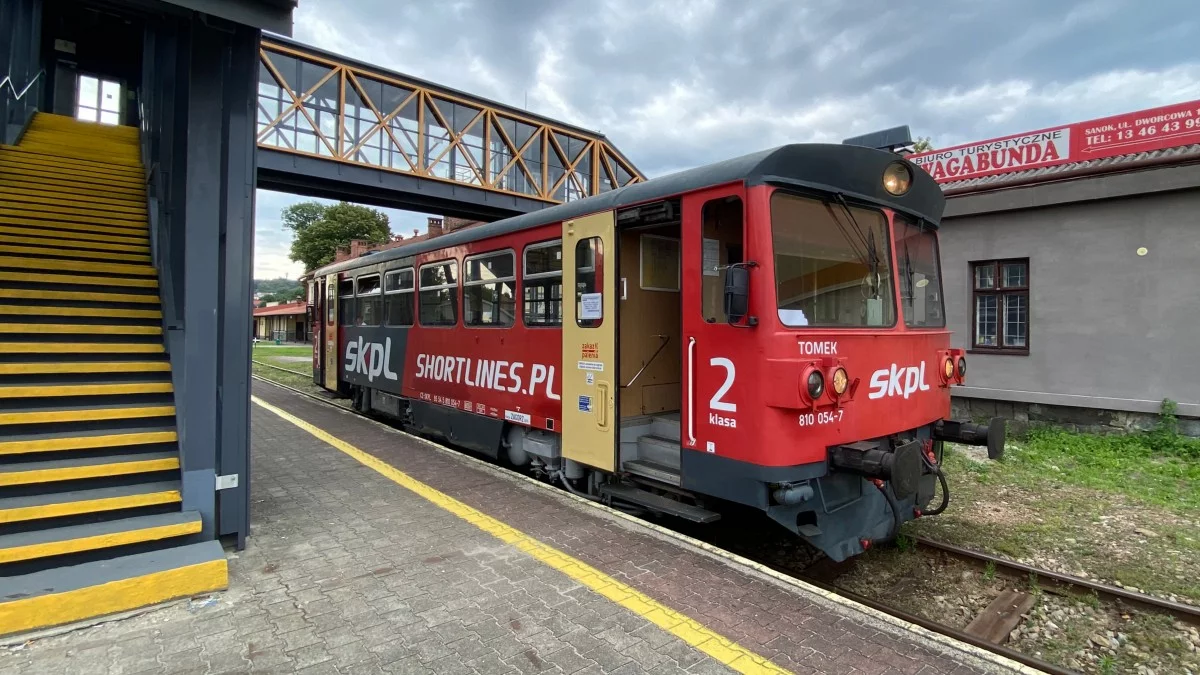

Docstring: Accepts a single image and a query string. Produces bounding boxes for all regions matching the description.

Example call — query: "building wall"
[940,182,1200,419]
[255,314,308,341]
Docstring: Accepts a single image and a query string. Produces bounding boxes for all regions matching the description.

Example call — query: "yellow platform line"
[2,342,164,354]
[0,244,150,263]
[252,395,790,675]
[0,304,161,319]
[0,431,177,456]
[0,324,161,335]
[0,405,175,426]
[0,289,160,304]
[0,515,195,562]
[0,272,158,288]
[0,362,170,375]
[0,554,225,637]
[0,382,173,398]
[0,233,149,254]
[0,456,180,487]
[0,489,180,524]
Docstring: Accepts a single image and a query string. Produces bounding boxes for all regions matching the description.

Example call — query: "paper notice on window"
[702,238,720,276]
[580,293,603,320]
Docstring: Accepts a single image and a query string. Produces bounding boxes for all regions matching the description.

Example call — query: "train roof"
[312,143,945,277]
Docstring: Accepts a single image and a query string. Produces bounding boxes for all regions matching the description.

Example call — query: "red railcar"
[307,144,1002,560]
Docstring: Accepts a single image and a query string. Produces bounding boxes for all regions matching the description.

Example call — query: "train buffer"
[3,379,1029,674]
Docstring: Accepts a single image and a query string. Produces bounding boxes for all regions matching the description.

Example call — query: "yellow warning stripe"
[0,489,181,524]
[0,168,145,195]
[0,224,148,246]
[0,362,170,375]
[0,179,146,202]
[19,132,141,149]
[0,382,173,398]
[0,304,161,318]
[2,342,164,354]
[0,244,151,263]
[0,233,149,254]
[0,199,146,221]
[252,395,791,675]
[0,217,149,240]
[0,324,161,335]
[0,431,177,456]
[0,207,147,230]
[0,156,144,182]
[0,288,160,304]
[0,556,225,637]
[0,196,146,220]
[0,272,158,288]
[0,405,175,426]
[0,456,180,488]
[0,185,146,208]
[0,255,154,276]
[0,515,195,562]
[8,141,141,164]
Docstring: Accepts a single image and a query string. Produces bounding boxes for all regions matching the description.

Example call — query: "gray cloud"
[254,0,1198,276]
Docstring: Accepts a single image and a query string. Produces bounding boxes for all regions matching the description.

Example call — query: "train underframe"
[343,383,1004,562]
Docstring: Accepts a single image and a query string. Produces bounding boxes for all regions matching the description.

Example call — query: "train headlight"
[806,370,825,400]
[883,161,913,196]
[830,367,849,396]
[957,355,967,379]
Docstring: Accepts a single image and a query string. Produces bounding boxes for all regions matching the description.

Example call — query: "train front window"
[895,216,945,328]
[771,192,895,327]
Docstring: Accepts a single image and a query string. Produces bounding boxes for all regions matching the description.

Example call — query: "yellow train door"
[561,211,618,472]
[323,273,339,390]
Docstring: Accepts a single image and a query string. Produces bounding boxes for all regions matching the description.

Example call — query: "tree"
[284,201,392,272]
[912,136,934,153]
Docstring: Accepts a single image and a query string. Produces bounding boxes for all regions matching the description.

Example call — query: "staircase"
[0,113,227,637]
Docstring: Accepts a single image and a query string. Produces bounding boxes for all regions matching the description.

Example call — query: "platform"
[0,381,1031,674]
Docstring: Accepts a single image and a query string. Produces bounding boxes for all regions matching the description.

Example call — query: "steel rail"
[251,359,312,378]
[914,536,1200,625]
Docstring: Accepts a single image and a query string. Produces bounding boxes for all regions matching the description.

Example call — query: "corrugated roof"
[941,143,1200,194]
[254,301,307,317]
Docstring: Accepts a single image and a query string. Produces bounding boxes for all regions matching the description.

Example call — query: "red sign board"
[908,99,1200,183]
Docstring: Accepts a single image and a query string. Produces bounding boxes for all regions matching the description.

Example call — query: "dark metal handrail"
[0,69,45,101]
[621,335,670,389]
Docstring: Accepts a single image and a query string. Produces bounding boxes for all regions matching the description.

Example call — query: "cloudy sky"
[253,0,1200,279]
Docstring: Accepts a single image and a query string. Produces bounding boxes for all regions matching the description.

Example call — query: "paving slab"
[0,380,1030,674]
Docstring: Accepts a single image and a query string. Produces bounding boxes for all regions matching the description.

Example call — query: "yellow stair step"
[0,271,157,289]
[0,216,149,240]
[0,206,147,230]
[0,430,177,456]
[0,361,170,375]
[0,323,161,335]
[0,451,179,487]
[0,404,175,426]
[0,232,150,254]
[0,165,145,194]
[0,481,181,524]
[0,256,155,277]
[0,189,147,217]
[0,243,151,263]
[0,304,161,318]
[0,224,148,246]
[0,511,197,563]
[0,540,226,638]
[0,177,146,203]
[0,381,173,398]
[2,342,164,354]
[0,288,160,304]
[0,150,145,180]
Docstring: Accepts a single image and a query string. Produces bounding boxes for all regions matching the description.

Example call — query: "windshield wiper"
[833,194,881,296]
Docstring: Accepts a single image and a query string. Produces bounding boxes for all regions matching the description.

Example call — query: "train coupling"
[932,417,1006,460]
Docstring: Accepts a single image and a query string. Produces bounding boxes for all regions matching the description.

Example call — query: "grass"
[908,401,1200,603]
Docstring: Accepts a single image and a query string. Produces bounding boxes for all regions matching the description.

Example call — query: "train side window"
[523,240,562,327]
[575,237,603,328]
[355,274,382,326]
[464,251,516,327]
[419,260,458,326]
[384,268,414,327]
[700,196,744,323]
[337,279,354,327]
[325,282,335,324]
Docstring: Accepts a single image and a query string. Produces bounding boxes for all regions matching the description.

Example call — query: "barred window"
[971,259,1029,353]
[419,260,458,326]
[464,251,516,327]
[523,240,563,327]
[384,268,414,327]
[355,274,381,326]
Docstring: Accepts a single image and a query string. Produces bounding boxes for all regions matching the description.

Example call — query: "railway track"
[249,372,1196,675]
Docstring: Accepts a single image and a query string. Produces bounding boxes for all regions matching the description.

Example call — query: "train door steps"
[622,458,682,486]
[598,482,721,524]
[0,112,227,637]
[0,540,227,636]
